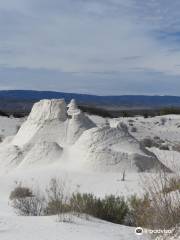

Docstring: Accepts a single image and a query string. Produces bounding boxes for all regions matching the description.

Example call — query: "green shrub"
[100,195,129,224]
[70,193,128,224]
[46,200,69,215]
[70,193,96,215]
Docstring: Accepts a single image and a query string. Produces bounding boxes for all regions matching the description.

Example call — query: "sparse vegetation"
[70,193,129,224]
[160,117,167,125]
[46,178,70,216]
[122,111,129,118]
[137,172,180,231]
[143,112,149,118]
[10,185,33,200]
[141,137,156,148]
[160,107,180,116]
[141,136,169,150]
[131,127,137,132]
[9,180,128,224]
[162,176,180,194]
[9,174,180,238]
[10,184,46,216]
[127,194,153,227]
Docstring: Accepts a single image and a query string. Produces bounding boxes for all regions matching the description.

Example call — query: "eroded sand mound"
[20,141,63,166]
[72,123,167,172]
[0,99,170,173]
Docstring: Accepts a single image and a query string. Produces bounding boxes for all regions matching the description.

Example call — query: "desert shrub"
[10,186,46,216]
[46,178,69,216]
[162,177,180,194]
[143,112,149,118]
[141,137,170,150]
[159,144,169,150]
[139,172,180,231]
[128,119,134,123]
[70,193,98,218]
[10,186,33,200]
[100,195,128,224]
[131,127,137,132]
[37,178,129,224]
[141,138,155,148]
[70,193,128,224]
[12,194,46,216]
[46,200,70,215]
[122,111,129,117]
[160,117,166,125]
[154,136,160,140]
[125,175,180,240]
[127,194,153,227]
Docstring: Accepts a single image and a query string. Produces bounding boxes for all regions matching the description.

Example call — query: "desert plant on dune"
[128,170,180,237]
[10,185,33,200]
[162,176,180,194]
[144,171,180,230]
[127,193,153,227]
[70,193,128,224]
[46,178,70,217]
[9,173,180,238]
[10,184,46,216]
[9,179,128,224]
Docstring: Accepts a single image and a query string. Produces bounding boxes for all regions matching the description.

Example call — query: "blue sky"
[0,0,180,95]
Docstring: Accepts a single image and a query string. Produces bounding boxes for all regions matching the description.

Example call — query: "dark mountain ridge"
[1,90,180,118]
[1,90,180,107]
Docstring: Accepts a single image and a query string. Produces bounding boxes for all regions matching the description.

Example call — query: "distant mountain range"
[1,90,180,106]
[1,90,180,116]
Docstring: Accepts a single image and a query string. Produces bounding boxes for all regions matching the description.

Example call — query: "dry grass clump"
[127,171,180,239]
